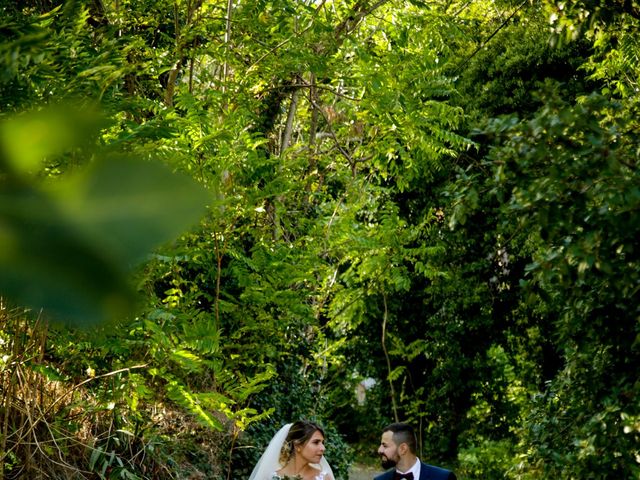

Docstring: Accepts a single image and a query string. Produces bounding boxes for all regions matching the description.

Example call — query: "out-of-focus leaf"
[49,156,212,266]
[0,103,108,175]
[0,158,210,326]
[0,182,136,326]
[0,102,211,326]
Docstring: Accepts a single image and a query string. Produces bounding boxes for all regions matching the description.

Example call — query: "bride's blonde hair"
[279,420,325,466]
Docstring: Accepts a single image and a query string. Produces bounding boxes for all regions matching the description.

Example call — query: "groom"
[375,423,456,480]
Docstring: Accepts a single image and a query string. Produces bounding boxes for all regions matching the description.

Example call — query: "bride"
[248,421,336,480]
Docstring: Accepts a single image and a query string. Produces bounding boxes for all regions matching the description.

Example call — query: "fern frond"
[166,381,224,431]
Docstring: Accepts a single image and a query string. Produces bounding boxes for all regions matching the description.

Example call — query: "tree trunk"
[281,86,300,154]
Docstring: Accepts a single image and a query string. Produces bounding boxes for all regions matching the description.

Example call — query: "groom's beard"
[380,456,398,470]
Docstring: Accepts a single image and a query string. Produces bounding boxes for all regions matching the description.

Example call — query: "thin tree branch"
[46,365,148,416]
[309,73,319,150]
[334,0,392,40]
[454,0,528,74]
[264,81,362,101]
[308,97,354,166]
[222,0,233,90]
[381,292,400,422]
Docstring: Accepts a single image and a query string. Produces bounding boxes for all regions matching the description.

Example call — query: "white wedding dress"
[249,424,335,480]
[270,467,331,480]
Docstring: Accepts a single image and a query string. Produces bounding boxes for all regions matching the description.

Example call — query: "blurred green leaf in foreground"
[0,103,211,327]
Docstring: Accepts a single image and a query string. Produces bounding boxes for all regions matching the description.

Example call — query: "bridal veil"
[248,423,334,480]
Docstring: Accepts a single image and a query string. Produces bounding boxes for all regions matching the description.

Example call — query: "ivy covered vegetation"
[1,0,638,478]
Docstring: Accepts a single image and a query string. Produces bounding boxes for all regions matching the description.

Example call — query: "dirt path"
[348,464,383,480]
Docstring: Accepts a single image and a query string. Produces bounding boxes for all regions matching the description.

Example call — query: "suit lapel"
[419,462,431,480]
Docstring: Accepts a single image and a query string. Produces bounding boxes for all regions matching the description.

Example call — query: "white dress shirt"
[396,458,421,479]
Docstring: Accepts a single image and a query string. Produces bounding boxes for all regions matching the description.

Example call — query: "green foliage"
[458,439,515,479]
[479,91,640,478]
[3,0,640,479]
[455,8,592,117]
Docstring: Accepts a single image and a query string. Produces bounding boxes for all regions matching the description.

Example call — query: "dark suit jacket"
[373,461,456,480]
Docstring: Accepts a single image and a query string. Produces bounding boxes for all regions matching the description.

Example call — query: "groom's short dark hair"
[383,422,417,454]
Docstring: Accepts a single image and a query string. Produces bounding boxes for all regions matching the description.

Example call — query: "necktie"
[393,472,414,480]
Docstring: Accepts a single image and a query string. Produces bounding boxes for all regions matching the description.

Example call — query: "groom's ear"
[398,442,408,455]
